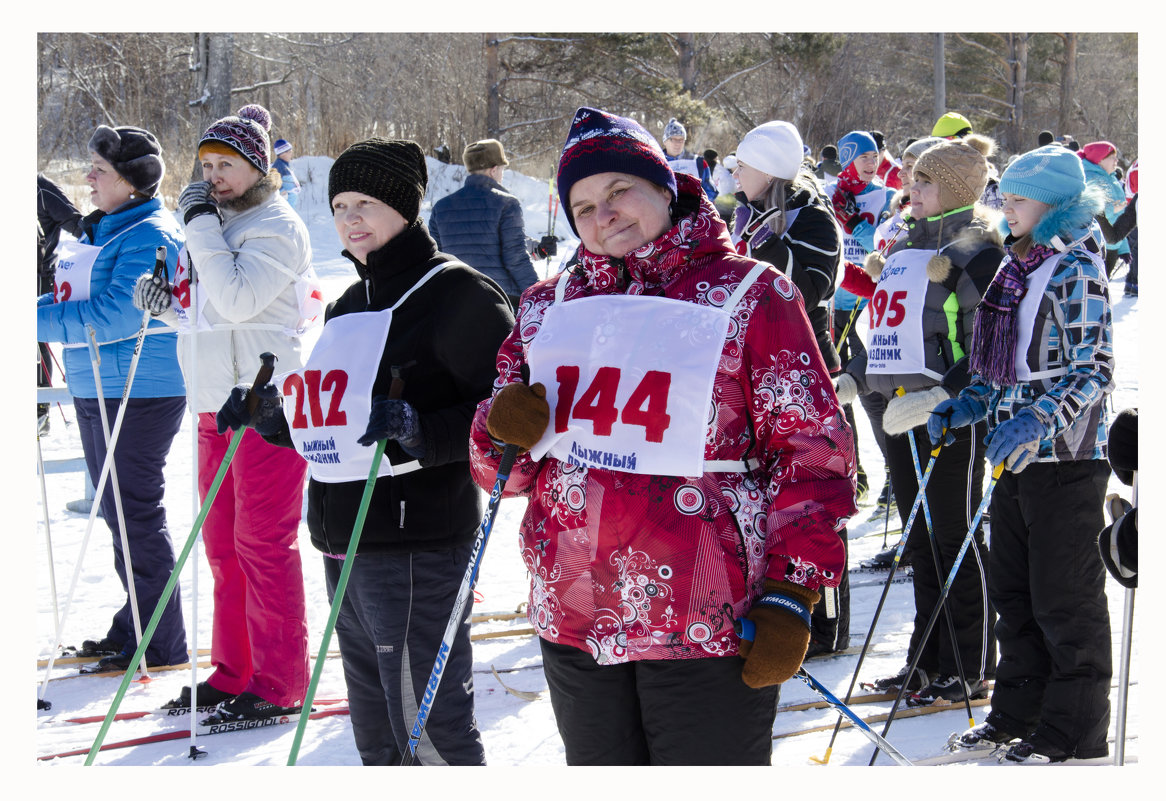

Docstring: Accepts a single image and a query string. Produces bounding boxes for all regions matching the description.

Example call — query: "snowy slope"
[32,156,1141,777]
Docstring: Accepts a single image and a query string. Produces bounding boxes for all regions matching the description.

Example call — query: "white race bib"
[53,239,101,303]
[525,263,768,477]
[279,263,446,482]
[279,310,396,482]
[864,248,942,380]
[527,295,727,476]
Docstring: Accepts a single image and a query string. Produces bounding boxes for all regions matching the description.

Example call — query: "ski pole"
[82,353,276,765]
[795,668,914,766]
[734,618,914,766]
[287,437,387,766]
[401,441,520,764]
[36,425,60,638]
[810,439,943,765]
[87,324,148,675]
[288,364,408,765]
[867,461,1004,765]
[901,392,976,730]
[1114,470,1137,765]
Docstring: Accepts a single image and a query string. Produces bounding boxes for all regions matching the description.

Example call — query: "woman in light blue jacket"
[36,125,189,669]
[930,145,1114,763]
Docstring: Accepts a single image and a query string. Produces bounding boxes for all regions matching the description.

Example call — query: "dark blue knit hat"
[557,107,677,235]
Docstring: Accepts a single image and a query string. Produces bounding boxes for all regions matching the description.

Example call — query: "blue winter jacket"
[959,218,1113,465]
[428,173,539,298]
[37,197,186,400]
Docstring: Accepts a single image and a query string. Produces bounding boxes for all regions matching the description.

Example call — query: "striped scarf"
[969,242,1055,386]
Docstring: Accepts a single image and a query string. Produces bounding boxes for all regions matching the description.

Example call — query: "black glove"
[1108,408,1137,486]
[534,235,558,259]
[178,181,219,225]
[357,397,424,455]
[216,382,285,437]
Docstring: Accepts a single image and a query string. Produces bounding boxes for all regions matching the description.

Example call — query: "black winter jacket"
[735,182,843,373]
[270,220,514,555]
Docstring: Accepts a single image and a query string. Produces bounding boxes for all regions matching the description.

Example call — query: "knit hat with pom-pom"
[198,104,273,174]
[913,133,998,213]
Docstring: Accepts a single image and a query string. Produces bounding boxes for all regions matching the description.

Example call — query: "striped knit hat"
[199,104,273,174]
[557,107,677,235]
[328,138,428,224]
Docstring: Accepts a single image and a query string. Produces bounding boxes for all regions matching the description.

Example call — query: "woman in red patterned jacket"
[469,107,856,765]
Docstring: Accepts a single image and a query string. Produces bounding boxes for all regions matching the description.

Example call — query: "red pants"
[197,413,309,707]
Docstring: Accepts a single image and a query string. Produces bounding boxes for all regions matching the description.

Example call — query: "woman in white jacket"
[135,103,317,721]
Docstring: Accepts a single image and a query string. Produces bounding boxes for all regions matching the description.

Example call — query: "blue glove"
[357,397,424,456]
[927,396,981,446]
[985,410,1045,472]
[178,181,219,224]
[216,383,285,437]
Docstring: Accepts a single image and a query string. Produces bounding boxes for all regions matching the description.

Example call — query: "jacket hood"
[575,173,733,291]
[997,183,1106,248]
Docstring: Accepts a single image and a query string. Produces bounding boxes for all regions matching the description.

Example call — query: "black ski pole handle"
[245,352,277,417]
[152,246,169,283]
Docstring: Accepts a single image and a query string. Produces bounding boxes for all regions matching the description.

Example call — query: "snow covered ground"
[29,156,1144,785]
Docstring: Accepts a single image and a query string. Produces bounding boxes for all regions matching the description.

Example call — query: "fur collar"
[219,170,281,214]
[1029,184,1106,248]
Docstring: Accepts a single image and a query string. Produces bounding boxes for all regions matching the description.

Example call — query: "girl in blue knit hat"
[928,144,1114,763]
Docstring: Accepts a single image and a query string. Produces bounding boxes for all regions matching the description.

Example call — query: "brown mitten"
[486,382,549,451]
[738,580,821,688]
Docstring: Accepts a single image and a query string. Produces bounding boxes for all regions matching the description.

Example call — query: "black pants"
[75,396,189,665]
[985,460,1112,758]
[885,422,996,680]
[325,545,486,766]
[540,639,779,765]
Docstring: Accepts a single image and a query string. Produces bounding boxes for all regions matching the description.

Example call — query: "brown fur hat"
[463,139,509,172]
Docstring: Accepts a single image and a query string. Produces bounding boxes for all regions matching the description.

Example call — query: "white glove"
[834,373,858,406]
[883,386,951,436]
[132,273,171,316]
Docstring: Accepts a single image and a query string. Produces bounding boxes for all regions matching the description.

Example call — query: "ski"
[62,697,347,725]
[38,705,351,761]
[490,665,541,701]
[773,696,990,740]
[774,681,943,715]
[45,648,213,666]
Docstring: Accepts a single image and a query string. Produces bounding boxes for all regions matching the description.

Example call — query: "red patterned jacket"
[469,175,856,665]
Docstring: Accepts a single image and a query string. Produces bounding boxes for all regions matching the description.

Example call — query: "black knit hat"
[328,138,428,223]
[87,125,165,197]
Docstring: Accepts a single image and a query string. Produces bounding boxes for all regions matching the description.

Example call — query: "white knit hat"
[735,120,804,181]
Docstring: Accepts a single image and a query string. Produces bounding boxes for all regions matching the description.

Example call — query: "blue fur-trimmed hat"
[838,131,878,169]
[999,145,1087,207]
[557,107,677,235]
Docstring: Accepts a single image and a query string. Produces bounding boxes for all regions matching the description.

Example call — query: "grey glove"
[882,386,951,436]
[132,273,171,316]
[178,181,219,224]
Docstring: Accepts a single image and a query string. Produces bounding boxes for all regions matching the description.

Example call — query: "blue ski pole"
[735,618,914,766]
[867,462,1005,765]
[401,442,520,764]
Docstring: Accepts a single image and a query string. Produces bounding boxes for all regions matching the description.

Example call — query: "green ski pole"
[83,352,277,765]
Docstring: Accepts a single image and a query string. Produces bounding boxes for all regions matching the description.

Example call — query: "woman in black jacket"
[731,120,849,657]
[218,138,514,764]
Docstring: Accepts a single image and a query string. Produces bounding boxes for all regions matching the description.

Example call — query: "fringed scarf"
[969,242,1056,385]
[830,162,868,232]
